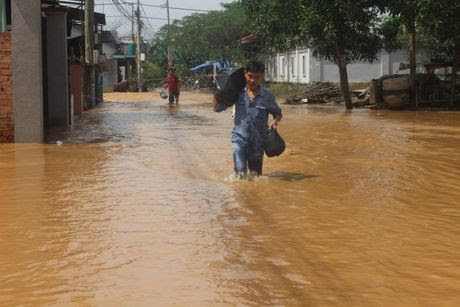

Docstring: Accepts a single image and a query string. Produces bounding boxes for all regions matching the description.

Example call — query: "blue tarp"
[189,60,233,73]
[189,62,213,72]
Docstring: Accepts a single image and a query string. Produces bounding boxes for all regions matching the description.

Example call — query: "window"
[0,0,11,32]
[282,58,285,75]
[302,55,306,76]
[273,58,277,76]
[291,56,295,76]
[0,0,6,32]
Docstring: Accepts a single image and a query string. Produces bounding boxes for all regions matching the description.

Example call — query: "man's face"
[169,70,175,76]
[245,71,264,90]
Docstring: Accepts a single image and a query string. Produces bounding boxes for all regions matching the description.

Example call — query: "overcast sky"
[95,0,235,40]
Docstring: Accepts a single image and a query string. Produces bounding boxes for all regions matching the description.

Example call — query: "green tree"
[381,0,460,106]
[142,61,163,87]
[146,2,250,78]
[242,0,383,109]
[379,15,404,53]
[418,0,460,107]
[383,0,423,102]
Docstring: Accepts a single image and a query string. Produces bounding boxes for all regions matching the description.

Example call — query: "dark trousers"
[169,90,180,103]
[232,141,264,175]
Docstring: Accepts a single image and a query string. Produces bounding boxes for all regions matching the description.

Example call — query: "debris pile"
[285,82,342,104]
[284,82,369,106]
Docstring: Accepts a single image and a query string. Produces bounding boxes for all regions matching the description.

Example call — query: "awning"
[189,62,213,73]
[189,59,233,73]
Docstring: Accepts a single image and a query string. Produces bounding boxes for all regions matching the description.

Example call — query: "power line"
[95,1,210,12]
[105,15,177,21]
[166,0,171,64]
[111,0,134,21]
[140,3,157,38]
[141,3,210,12]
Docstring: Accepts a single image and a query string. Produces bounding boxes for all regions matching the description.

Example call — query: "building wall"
[101,43,118,92]
[44,8,69,127]
[102,59,118,92]
[11,0,44,142]
[103,43,117,60]
[70,63,83,116]
[265,48,311,83]
[0,32,13,142]
[70,24,82,39]
[265,47,408,84]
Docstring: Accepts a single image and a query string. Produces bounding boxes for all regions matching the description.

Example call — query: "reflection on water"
[266,171,319,181]
[1,95,460,305]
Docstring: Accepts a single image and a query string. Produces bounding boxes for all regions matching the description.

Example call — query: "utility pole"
[84,0,95,107]
[166,0,172,67]
[131,3,135,43]
[84,0,94,65]
[136,0,142,92]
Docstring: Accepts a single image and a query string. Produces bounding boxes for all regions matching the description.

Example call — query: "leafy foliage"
[142,61,163,87]
[417,0,460,59]
[380,0,460,104]
[380,15,404,53]
[242,0,383,63]
[146,3,250,77]
[242,0,384,109]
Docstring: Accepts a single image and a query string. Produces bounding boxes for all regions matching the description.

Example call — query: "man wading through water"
[164,68,180,104]
[213,60,283,178]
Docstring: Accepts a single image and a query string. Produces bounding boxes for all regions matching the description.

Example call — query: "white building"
[264,47,408,83]
[101,30,121,91]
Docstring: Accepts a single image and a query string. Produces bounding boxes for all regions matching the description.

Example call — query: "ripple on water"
[1,99,460,305]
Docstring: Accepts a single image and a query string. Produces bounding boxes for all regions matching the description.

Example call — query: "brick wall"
[0,32,13,142]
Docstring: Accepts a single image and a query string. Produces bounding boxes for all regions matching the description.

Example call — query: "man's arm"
[267,94,283,129]
[269,113,282,129]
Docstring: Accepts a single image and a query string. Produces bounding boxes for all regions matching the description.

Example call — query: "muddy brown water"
[1,92,460,305]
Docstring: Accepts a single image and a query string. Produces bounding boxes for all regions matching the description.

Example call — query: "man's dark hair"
[245,60,265,74]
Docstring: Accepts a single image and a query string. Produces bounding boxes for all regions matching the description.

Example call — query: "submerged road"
[1,92,460,305]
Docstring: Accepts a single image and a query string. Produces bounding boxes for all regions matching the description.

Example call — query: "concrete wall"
[11,0,43,142]
[44,8,69,127]
[70,24,82,39]
[103,43,117,60]
[102,59,118,92]
[102,43,118,92]
[265,48,310,83]
[265,47,408,84]
[0,32,13,142]
[318,51,407,82]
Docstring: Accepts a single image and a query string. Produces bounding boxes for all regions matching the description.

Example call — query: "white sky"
[95,0,235,40]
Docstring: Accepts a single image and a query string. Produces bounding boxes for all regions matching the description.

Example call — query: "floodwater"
[1,92,460,306]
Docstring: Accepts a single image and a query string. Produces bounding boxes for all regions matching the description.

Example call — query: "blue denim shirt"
[215,87,282,147]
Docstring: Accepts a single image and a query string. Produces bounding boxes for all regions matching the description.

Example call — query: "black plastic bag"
[265,128,286,157]
[214,66,246,107]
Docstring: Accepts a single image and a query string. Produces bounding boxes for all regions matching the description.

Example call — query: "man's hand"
[269,119,279,130]
[269,115,282,130]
